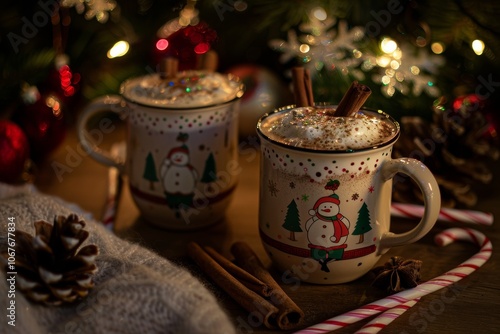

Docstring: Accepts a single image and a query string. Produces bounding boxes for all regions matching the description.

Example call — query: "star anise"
[371,256,422,292]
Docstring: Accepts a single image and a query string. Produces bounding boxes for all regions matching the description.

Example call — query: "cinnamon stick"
[292,67,314,107]
[231,242,305,330]
[333,81,371,116]
[187,242,279,329]
[204,246,272,297]
[159,57,179,79]
[196,50,218,72]
[304,68,314,107]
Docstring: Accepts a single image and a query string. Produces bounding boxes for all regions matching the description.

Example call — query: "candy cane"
[295,228,492,334]
[101,142,125,231]
[391,203,494,226]
[101,164,121,231]
[354,298,419,334]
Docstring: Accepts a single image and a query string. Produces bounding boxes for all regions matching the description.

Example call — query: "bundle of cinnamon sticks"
[160,50,219,79]
[160,57,179,79]
[292,66,372,116]
[187,241,304,330]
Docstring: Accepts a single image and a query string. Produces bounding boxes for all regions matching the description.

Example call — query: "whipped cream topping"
[121,71,242,108]
[259,106,398,151]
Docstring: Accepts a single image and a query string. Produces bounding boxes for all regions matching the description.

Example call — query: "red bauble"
[0,120,30,183]
[155,22,218,71]
[15,87,66,162]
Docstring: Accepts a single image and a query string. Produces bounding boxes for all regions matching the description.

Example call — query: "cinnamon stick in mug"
[231,242,305,330]
[197,50,218,72]
[159,57,179,79]
[292,67,314,107]
[334,81,372,116]
[187,242,279,329]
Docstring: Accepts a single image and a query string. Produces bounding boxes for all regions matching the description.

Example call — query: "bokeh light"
[299,44,310,53]
[311,7,327,21]
[194,42,210,54]
[431,42,445,54]
[380,38,398,54]
[472,39,485,55]
[107,41,129,58]
[156,39,169,51]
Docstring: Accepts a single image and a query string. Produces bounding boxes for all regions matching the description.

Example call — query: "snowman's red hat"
[167,145,189,157]
[313,194,340,209]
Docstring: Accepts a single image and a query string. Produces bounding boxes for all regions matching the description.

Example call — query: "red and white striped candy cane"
[101,164,120,231]
[101,142,125,231]
[354,298,419,334]
[295,228,492,334]
[391,203,494,226]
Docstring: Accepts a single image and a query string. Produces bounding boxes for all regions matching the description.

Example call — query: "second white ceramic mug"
[77,72,243,230]
[257,106,441,284]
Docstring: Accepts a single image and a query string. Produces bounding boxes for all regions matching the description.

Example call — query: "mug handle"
[378,158,441,250]
[77,95,127,173]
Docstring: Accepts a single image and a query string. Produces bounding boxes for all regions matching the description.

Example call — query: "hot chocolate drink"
[258,106,398,151]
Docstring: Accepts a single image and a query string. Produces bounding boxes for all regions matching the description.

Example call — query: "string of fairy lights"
[269,6,489,98]
[59,1,489,96]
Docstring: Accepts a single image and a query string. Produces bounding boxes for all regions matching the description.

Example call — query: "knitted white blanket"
[0,185,235,334]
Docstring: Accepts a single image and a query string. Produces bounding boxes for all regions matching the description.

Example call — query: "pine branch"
[454,0,500,36]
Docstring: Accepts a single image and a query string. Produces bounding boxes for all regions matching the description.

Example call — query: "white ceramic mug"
[257,105,441,284]
[77,71,243,229]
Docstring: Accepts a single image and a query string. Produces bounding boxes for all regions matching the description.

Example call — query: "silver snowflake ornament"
[62,0,117,23]
[85,0,117,23]
[369,41,444,97]
[269,16,368,79]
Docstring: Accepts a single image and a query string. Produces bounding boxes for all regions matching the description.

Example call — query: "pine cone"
[2,214,98,306]
[393,97,497,208]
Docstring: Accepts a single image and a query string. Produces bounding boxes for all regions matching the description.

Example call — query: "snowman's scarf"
[315,212,350,242]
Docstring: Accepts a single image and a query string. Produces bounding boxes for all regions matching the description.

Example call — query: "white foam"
[121,71,242,108]
[259,107,398,150]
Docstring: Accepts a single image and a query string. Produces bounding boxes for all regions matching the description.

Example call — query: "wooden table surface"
[36,125,500,334]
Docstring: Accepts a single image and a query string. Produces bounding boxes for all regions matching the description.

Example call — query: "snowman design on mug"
[159,133,198,215]
[306,180,350,272]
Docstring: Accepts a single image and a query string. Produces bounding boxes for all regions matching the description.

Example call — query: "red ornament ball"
[155,21,218,71]
[0,120,30,183]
